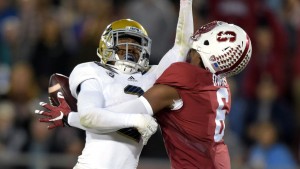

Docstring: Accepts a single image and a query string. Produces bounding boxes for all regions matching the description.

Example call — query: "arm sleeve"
[68,111,121,134]
[155,0,194,78]
[68,112,84,130]
[174,0,194,51]
[79,96,153,131]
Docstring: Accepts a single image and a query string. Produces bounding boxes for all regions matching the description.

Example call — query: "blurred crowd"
[0,0,299,169]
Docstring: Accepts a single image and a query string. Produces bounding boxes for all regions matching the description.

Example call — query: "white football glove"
[130,114,158,145]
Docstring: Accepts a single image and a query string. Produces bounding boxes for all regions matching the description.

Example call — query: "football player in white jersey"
[36,0,193,169]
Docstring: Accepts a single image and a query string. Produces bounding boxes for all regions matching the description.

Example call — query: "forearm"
[68,112,116,133]
[155,0,194,78]
[79,97,153,130]
[174,0,193,55]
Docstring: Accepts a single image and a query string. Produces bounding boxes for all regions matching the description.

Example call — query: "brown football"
[48,73,77,111]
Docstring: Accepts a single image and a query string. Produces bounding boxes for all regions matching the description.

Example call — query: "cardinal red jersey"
[155,62,231,169]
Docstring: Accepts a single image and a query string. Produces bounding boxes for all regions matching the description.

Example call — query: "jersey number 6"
[214,88,229,142]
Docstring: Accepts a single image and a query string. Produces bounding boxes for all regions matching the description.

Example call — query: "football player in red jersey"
[149,21,251,169]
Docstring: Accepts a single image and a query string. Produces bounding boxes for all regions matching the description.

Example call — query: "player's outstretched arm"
[155,0,193,78]
[35,91,112,133]
[174,0,194,54]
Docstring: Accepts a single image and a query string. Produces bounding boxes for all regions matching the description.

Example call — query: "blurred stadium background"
[0,0,300,168]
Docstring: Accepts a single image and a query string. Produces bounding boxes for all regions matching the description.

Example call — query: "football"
[48,73,77,111]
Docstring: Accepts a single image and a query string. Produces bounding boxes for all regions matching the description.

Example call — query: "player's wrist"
[126,114,158,145]
[180,0,192,7]
[62,116,71,127]
[126,114,144,129]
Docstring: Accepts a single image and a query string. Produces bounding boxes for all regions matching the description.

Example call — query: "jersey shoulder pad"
[69,62,105,98]
[143,65,157,75]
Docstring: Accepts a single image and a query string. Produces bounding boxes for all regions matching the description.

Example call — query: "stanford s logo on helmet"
[217,31,236,42]
[191,21,252,77]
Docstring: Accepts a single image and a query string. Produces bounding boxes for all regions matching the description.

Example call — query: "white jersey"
[69,62,158,169]
[68,0,193,168]
[69,47,185,169]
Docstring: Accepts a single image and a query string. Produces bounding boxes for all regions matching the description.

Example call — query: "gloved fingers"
[142,135,150,145]
[57,92,71,110]
[39,102,53,110]
[141,116,158,145]
[35,110,52,117]
[39,117,52,123]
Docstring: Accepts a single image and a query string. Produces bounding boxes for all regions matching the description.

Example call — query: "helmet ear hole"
[204,40,209,45]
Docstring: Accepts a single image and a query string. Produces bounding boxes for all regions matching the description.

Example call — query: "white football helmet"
[98,19,152,74]
[191,21,252,77]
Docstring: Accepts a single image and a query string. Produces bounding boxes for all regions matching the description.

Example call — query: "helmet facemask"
[98,25,151,74]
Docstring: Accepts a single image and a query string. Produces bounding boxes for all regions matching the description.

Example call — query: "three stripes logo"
[106,71,115,78]
[128,76,137,82]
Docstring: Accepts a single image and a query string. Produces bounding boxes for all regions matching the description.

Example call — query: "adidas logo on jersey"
[106,71,115,78]
[128,76,137,82]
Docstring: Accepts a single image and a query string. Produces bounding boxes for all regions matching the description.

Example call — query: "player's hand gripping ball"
[48,73,77,111]
[35,73,77,129]
[35,92,71,129]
